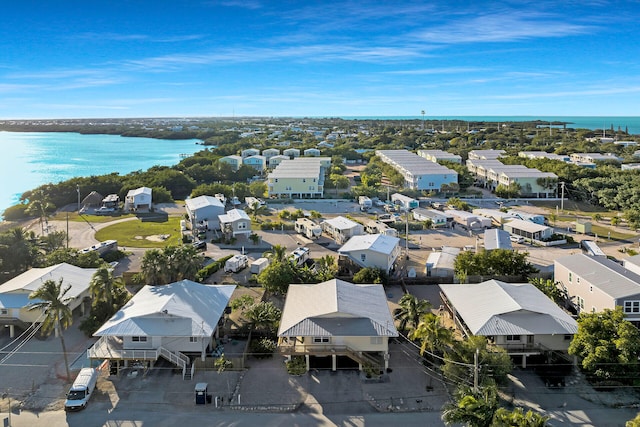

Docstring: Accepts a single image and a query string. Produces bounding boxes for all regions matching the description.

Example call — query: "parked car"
[192,240,207,250]
[95,206,115,215]
[510,235,525,243]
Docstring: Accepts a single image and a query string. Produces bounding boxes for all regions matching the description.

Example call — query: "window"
[370,337,383,345]
[0,309,8,315]
[506,335,521,342]
[302,178,306,183]
[624,301,640,314]
[132,336,147,342]
[564,335,572,341]
[275,178,278,183]
[313,337,329,343]
[577,296,585,310]
[577,277,580,284]
[238,222,247,229]
[360,253,367,262]
[589,286,593,292]
[309,186,314,190]
[190,337,198,343]
[569,272,572,282]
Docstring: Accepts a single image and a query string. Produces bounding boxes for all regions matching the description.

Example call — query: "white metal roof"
[0,263,96,301]
[94,280,236,337]
[218,208,250,223]
[338,233,400,256]
[278,279,398,338]
[127,187,152,197]
[483,229,513,250]
[503,218,550,233]
[322,216,360,231]
[185,195,225,211]
[555,254,640,299]
[440,280,577,336]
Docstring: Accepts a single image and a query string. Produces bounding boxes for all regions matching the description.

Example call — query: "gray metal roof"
[94,281,236,337]
[278,279,398,338]
[338,233,400,256]
[555,254,640,299]
[439,280,577,336]
[483,229,513,250]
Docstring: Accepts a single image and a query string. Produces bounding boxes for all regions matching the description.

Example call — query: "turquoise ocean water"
[339,116,640,135]
[0,132,203,216]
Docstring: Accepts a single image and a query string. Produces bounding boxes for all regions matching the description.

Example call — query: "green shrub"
[2,204,28,220]
[286,356,307,375]
[196,254,233,281]
[249,337,277,358]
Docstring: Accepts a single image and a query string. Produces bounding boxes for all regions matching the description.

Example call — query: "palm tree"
[263,244,287,263]
[25,190,54,235]
[492,407,550,426]
[28,279,73,381]
[394,293,431,333]
[165,245,201,282]
[410,312,453,356]
[441,385,498,427]
[90,265,126,309]
[140,248,169,285]
[247,201,268,222]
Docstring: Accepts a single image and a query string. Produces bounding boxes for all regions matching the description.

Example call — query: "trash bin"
[206,394,212,404]
[195,382,208,405]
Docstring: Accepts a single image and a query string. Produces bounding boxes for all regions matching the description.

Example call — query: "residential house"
[440,280,578,367]
[282,148,300,158]
[218,208,252,237]
[519,151,570,162]
[261,148,280,161]
[503,218,553,241]
[267,158,330,199]
[0,263,96,337]
[473,208,518,227]
[425,247,459,278]
[124,187,152,211]
[417,149,462,164]
[624,255,640,276]
[219,155,243,171]
[412,208,449,227]
[483,229,513,251]
[303,148,321,157]
[277,279,398,372]
[268,154,290,169]
[570,153,622,164]
[337,233,401,274]
[467,149,506,160]
[391,193,419,210]
[89,280,236,377]
[555,254,640,325]
[240,148,260,159]
[185,195,225,231]
[321,216,364,244]
[375,150,458,191]
[243,155,267,172]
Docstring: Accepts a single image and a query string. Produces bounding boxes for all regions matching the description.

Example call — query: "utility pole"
[560,181,565,212]
[405,209,409,259]
[76,185,80,212]
[473,349,479,394]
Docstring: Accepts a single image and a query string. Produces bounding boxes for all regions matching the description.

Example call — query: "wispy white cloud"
[209,0,263,10]
[491,85,640,100]
[386,67,488,75]
[121,43,426,71]
[72,32,206,43]
[411,10,594,44]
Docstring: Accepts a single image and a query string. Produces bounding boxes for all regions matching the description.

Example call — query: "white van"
[65,368,98,411]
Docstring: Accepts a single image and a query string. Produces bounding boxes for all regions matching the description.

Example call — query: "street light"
[76,185,81,212]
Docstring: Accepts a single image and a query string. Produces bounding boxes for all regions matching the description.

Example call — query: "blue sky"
[2,0,639,118]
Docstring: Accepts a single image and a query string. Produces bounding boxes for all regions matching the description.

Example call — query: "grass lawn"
[50,212,135,223]
[95,216,183,248]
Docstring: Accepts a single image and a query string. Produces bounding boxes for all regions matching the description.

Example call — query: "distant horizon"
[2,2,640,118]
